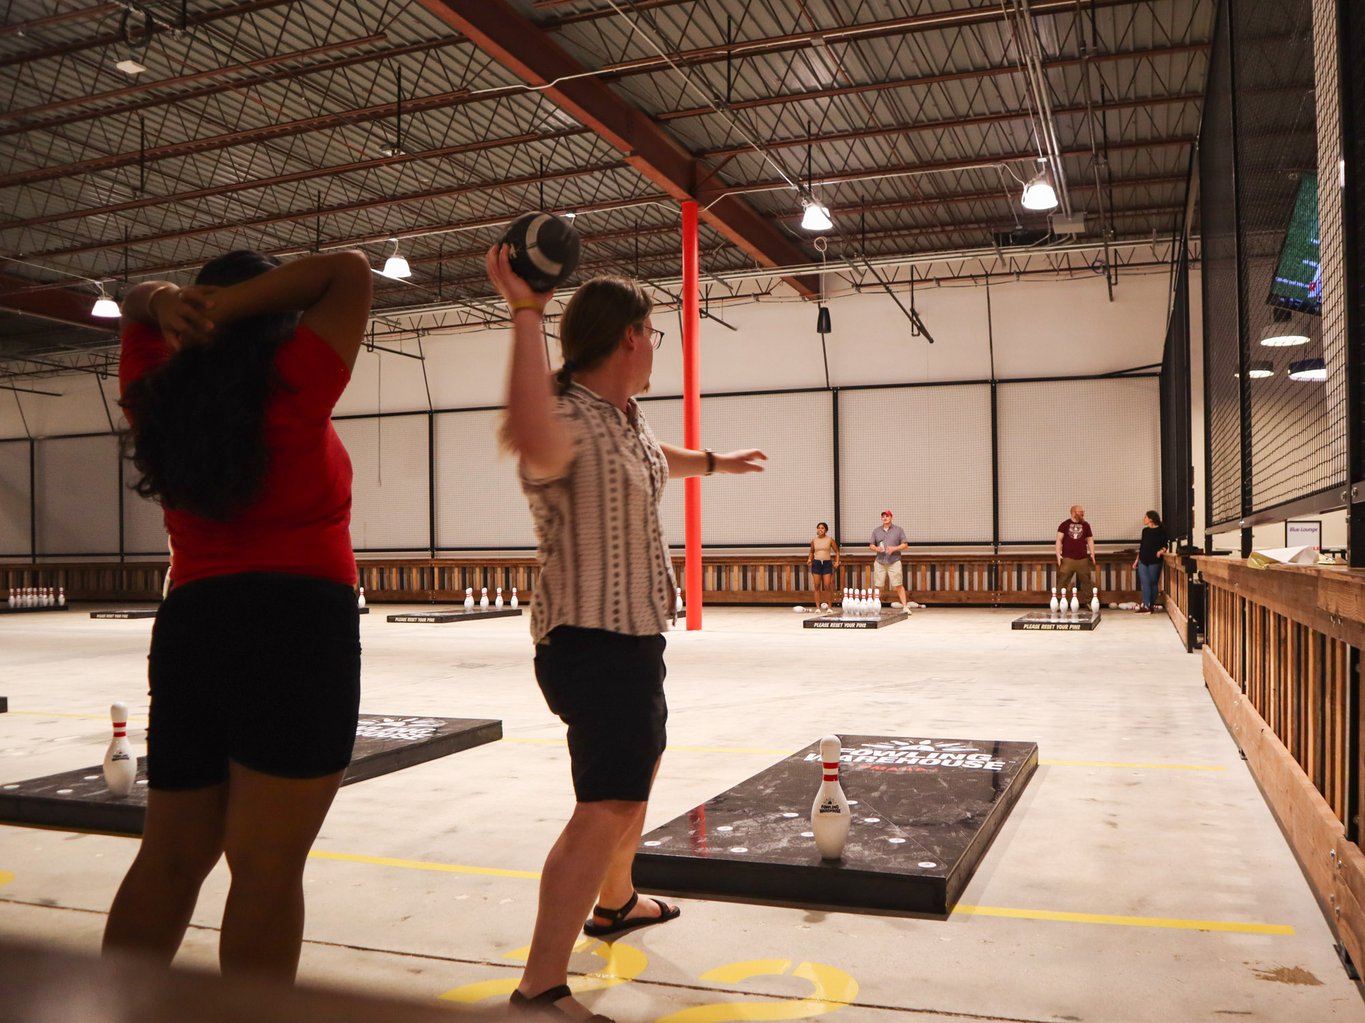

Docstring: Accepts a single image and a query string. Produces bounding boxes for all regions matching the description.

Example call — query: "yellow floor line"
[953,903,1293,935]
[306,850,1292,936]
[308,849,539,880]
[504,738,1226,770]
[1038,759,1226,771]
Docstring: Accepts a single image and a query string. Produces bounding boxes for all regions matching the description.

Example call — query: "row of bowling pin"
[463,586,519,609]
[7,586,63,608]
[1050,586,1100,614]
[840,587,881,617]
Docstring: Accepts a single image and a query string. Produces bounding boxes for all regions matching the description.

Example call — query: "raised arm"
[659,444,766,478]
[487,245,573,481]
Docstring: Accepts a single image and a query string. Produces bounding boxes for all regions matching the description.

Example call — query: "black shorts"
[146,572,361,790]
[811,559,834,576]
[534,626,667,803]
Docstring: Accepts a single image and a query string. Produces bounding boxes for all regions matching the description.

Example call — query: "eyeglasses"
[643,326,664,350]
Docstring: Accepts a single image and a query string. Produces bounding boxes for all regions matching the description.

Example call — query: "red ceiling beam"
[0,273,106,331]
[0,3,123,39]
[0,0,302,71]
[0,34,389,132]
[658,43,1209,122]
[1,126,588,233]
[414,0,819,297]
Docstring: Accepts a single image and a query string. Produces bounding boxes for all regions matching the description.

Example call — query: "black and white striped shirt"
[521,382,675,643]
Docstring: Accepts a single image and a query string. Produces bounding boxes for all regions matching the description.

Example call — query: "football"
[500,212,581,292]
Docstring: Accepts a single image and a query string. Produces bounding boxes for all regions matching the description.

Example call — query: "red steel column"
[681,200,702,630]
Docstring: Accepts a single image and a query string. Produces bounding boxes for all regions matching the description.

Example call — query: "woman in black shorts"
[807,521,840,609]
[488,245,765,1021]
[104,250,371,980]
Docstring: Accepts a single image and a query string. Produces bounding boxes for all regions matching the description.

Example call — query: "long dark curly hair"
[120,251,299,520]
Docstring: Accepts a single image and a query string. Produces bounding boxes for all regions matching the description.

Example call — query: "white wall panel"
[997,377,1160,542]
[122,485,168,556]
[35,435,119,554]
[334,415,430,550]
[432,409,535,548]
[0,440,31,555]
[838,385,994,545]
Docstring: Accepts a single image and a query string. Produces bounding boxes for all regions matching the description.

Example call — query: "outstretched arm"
[660,445,766,478]
[487,244,573,481]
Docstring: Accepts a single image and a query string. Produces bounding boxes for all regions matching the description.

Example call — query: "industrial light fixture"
[91,284,120,318]
[380,237,411,279]
[1260,308,1308,347]
[1288,357,1327,381]
[1235,359,1274,379]
[801,199,833,231]
[1021,158,1058,211]
[563,210,577,221]
[114,58,147,75]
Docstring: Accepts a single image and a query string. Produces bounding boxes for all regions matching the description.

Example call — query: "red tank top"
[119,322,355,587]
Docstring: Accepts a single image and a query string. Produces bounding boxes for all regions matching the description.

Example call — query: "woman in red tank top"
[104,250,371,982]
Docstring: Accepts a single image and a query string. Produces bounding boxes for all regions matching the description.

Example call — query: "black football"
[501,212,581,291]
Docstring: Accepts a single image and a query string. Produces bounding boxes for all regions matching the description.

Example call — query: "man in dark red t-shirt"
[1055,504,1096,603]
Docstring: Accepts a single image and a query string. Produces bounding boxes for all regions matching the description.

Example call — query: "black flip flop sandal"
[509,984,614,1021]
[582,891,681,939]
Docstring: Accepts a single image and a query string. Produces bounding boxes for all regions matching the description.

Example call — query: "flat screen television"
[1268,172,1321,315]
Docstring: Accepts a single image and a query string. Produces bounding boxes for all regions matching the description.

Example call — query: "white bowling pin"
[675,586,683,613]
[1069,586,1079,612]
[103,702,136,798]
[495,586,504,608]
[357,586,366,608]
[58,585,65,607]
[464,587,475,610]
[1049,586,1058,612]
[873,587,881,612]
[510,587,519,609]
[1089,587,1100,613]
[5,587,12,607]
[479,587,489,609]
[810,735,852,860]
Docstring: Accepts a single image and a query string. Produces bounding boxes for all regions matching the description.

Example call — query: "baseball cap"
[881,509,893,516]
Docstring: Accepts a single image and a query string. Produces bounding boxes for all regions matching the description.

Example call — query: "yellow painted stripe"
[308,849,540,879]
[305,851,1292,936]
[1039,759,1226,771]
[954,903,1293,935]
[504,739,1226,770]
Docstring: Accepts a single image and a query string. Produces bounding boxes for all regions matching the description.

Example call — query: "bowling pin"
[6,587,13,607]
[675,586,684,613]
[103,702,136,798]
[464,587,475,610]
[57,585,65,607]
[1090,587,1100,613]
[1069,586,1079,612]
[810,735,852,860]
[357,586,366,608]
[873,587,881,612]
[510,587,519,609]
[1049,586,1058,612]
[495,586,504,608]
[479,587,489,609]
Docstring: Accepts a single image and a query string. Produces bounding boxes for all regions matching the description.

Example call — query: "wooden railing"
[1161,551,1203,652]
[3,553,1141,606]
[1197,556,1365,971]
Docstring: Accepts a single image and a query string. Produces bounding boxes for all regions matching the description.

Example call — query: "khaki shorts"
[872,560,903,589]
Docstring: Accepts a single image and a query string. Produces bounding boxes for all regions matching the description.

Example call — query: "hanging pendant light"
[1021,157,1058,211]
[801,200,833,231]
[1260,308,1308,346]
[381,237,411,279]
[1288,357,1327,381]
[91,284,120,318]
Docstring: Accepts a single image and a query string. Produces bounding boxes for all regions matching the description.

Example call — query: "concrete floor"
[1,603,1362,1021]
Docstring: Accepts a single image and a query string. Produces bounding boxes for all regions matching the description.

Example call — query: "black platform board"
[803,610,909,629]
[633,734,1037,916]
[1011,609,1102,631]
[90,609,158,620]
[386,607,522,623]
[0,697,7,713]
[0,715,501,835]
[358,606,370,614]
[1,605,68,615]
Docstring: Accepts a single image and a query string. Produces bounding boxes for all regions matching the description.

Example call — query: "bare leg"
[219,761,344,981]
[104,785,228,964]
[517,800,645,1019]
[897,585,909,607]
[593,758,673,923]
